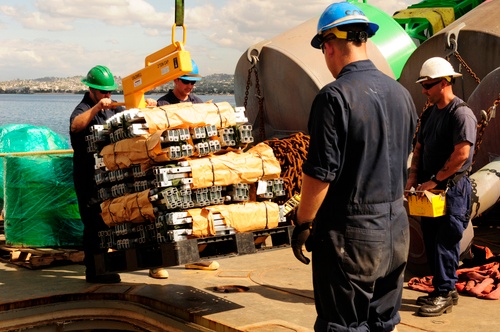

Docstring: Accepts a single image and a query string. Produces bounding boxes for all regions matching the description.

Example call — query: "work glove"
[291,221,313,265]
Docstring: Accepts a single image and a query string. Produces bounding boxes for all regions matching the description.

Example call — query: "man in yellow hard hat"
[70,65,124,284]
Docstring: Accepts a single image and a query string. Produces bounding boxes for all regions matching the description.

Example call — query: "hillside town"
[0,73,235,95]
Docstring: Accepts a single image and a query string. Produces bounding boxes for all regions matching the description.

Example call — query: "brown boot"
[149,268,169,279]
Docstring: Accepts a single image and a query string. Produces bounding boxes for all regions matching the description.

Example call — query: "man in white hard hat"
[292,2,417,331]
[406,57,477,317]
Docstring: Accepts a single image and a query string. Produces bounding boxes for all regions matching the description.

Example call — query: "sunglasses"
[320,34,337,54]
[180,78,196,85]
[420,80,442,90]
[97,89,112,94]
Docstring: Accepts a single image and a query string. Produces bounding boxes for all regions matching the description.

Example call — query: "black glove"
[291,221,313,265]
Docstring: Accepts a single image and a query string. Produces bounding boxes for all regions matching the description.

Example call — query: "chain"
[470,166,500,217]
[243,57,265,142]
[445,50,495,167]
[448,51,481,84]
[243,66,252,110]
[411,100,432,148]
[263,132,310,202]
[473,96,500,166]
[254,69,266,141]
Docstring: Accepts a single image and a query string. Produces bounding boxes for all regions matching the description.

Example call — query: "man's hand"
[416,180,438,197]
[291,221,312,265]
[99,97,113,110]
[145,98,157,107]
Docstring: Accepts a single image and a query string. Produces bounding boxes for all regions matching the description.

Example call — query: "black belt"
[447,170,468,188]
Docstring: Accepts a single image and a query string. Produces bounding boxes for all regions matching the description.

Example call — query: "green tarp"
[0,124,82,247]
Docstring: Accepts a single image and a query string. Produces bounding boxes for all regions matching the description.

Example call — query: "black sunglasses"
[420,80,442,90]
[180,78,196,85]
[320,34,337,54]
[97,89,112,94]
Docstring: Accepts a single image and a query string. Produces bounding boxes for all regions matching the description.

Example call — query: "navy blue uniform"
[157,89,203,106]
[69,92,124,274]
[304,60,417,331]
[417,97,476,294]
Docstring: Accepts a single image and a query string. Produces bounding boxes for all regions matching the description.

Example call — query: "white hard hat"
[416,57,462,83]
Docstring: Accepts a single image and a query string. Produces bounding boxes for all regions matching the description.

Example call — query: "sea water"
[0,94,236,139]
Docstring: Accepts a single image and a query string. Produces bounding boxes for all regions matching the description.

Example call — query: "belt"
[447,170,468,188]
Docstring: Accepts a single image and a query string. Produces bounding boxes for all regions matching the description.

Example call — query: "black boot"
[418,294,453,317]
[417,289,459,305]
[84,247,121,284]
[84,255,120,283]
[86,271,121,283]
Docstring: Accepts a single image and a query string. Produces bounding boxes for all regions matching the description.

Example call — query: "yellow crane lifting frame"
[121,0,192,109]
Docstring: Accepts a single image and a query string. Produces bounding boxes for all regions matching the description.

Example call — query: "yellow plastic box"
[407,190,446,217]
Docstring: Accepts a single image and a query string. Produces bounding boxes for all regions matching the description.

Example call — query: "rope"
[0,149,73,157]
[214,103,223,128]
[159,107,171,128]
[135,193,148,222]
[144,135,156,163]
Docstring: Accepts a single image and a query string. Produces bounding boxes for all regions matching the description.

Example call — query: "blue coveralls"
[303,60,417,331]
[69,92,125,275]
[417,98,476,294]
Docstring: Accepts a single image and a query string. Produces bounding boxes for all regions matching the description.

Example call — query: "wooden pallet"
[95,225,293,275]
[0,245,84,269]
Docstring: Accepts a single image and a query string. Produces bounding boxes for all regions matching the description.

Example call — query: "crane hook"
[445,22,465,57]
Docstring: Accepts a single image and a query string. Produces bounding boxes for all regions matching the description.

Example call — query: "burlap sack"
[188,142,281,188]
[101,189,155,226]
[142,102,236,132]
[188,201,280,237]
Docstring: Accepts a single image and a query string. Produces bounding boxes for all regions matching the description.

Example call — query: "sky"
[0,0,414,81]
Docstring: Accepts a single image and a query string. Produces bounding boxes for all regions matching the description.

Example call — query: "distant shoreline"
[0,92,235,96]
[0,73,235,95]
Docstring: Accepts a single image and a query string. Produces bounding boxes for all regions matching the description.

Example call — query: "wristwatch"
[430,174,442,185]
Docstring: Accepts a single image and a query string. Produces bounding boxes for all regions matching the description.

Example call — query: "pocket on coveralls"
[342,226,386,277]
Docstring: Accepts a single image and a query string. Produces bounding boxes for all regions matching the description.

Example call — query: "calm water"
[0,93,235,139]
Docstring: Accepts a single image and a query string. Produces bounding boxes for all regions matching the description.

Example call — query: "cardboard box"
[407,190,446,217]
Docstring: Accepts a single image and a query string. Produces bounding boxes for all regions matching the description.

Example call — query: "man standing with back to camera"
[291,2,417,331]
[70,65,124,283]
[406,57,476,317]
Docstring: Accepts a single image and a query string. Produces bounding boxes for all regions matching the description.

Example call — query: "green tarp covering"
[0,124,83,247]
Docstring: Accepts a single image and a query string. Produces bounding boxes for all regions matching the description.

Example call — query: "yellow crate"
[407,190,446,217]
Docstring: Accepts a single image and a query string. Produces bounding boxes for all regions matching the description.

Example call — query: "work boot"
[86,273,121,284]
[185,260,220,270]
[149,268,169,279]
[417,289,459,305]
[418,294,453,317]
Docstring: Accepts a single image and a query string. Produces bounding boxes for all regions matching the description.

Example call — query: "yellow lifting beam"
[121,0,192,109]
